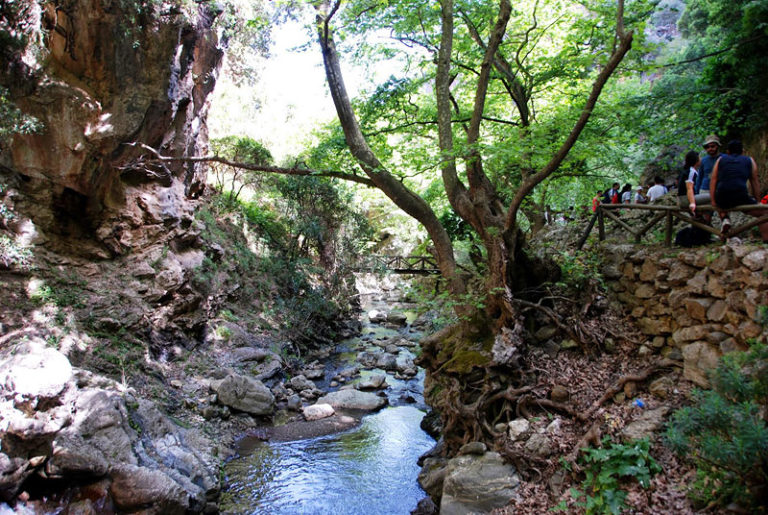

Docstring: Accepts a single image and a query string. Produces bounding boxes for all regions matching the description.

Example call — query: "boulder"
[386,312,408,326]
[682,342,721,387]
[395,350,416,374]
[302,368,325,380]
[0,341,73,404]
[742,249,768,271]
[375,353,398,371]
[440,452,520,515]
[621,407,670,441]
[253,358,283,381]
[508,418,530,441]
[211,374,275,415]
[109,464,189,514]
[418,457,448,501]
[230,347,268,363]
[357,374,387,390]
[302,404,335,421]
[286,394,302,411]
[524,433,553,457]
[289,375,316,393]
[316,390,387,411]
[368,310,387,323]
[357,351,380,368]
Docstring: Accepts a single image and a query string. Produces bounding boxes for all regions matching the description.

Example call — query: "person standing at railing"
[603,183,621,204]
[620,183,633,203]
[647,176,668,202]
[677,151,711,219]
[592,190,603,212]
[633,185,647,204]
[710,140,768,242]
[696,135,722,196]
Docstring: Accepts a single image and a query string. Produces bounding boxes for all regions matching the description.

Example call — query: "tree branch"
[505,0,633,231]
[123,142,377,187]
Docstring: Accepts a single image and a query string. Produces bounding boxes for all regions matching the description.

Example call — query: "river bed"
[220,295,436,514]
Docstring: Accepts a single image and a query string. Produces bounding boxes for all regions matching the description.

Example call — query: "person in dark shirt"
[603,183,620,204]
[710,140,768,242]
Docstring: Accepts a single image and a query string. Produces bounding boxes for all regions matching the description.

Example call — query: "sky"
[208,12,406,164]
[209,17,334,162]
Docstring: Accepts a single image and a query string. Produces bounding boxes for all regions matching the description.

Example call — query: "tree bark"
[314,1,466,298]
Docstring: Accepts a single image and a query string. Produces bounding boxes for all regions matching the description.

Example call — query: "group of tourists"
[675,135,768,243]
[592,135,768,244]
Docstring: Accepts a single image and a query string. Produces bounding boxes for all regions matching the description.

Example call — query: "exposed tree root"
[583,358,678,419]
[565,421,602,471]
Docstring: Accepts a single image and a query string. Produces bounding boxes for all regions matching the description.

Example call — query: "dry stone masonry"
[602,242,768,386]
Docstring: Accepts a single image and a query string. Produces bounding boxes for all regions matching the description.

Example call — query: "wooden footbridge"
[577,203,768,249]
[353,255,440,274]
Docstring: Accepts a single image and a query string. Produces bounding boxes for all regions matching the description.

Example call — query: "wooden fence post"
[576,212,599,250]
[598,208,605,241]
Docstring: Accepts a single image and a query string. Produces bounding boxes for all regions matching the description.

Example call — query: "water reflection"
[222,406,435,514]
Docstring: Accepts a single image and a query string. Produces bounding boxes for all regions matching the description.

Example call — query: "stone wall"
[602,243,768,386]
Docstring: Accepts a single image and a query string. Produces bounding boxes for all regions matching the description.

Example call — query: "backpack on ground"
[675,225,712,247]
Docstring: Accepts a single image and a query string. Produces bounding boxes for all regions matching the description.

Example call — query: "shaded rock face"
[0,0,226,353]
[0,340,219,510]
[1,0,223,258]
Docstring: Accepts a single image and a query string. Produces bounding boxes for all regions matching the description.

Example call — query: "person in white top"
[620,183,632,203]
[676,150,711,214]
[646,176,668,202]
[677,151,700,212]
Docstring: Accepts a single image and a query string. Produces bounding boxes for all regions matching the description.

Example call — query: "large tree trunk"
[314,1,468,301]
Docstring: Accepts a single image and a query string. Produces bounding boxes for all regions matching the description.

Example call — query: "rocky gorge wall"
[602,242,768,386]
[0,2,232,510]
[1,0,222,258]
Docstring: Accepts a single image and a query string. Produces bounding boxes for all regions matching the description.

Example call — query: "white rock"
[302,403,335,421]
[507,418,530,440]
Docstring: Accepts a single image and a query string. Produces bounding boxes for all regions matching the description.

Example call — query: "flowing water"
[222,406,434,514]
[220,296,436,514]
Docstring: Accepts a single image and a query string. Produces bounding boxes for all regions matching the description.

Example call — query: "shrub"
[665,343,768,510]
[0,234,33,270]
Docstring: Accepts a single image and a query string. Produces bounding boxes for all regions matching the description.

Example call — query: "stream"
[220,295,436,514]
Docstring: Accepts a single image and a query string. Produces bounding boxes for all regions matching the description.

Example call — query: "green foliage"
[209,135,273,202]
[566,437,661,514]
[91,328,144,380]
[196,170,369,347]
[214,325,233,341]
[552,249,604,290]
[757,304,768,328]
[0,234,33,270]
[219,309,238,322]
[677,0,768,134]
[0,87,41,140]
[665,343,768,510]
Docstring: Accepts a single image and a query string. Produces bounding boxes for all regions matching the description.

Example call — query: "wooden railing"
[353,254,440,274]
[577,203,768,249]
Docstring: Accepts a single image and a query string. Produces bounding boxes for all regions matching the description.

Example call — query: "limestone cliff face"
[1,0,223,257]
